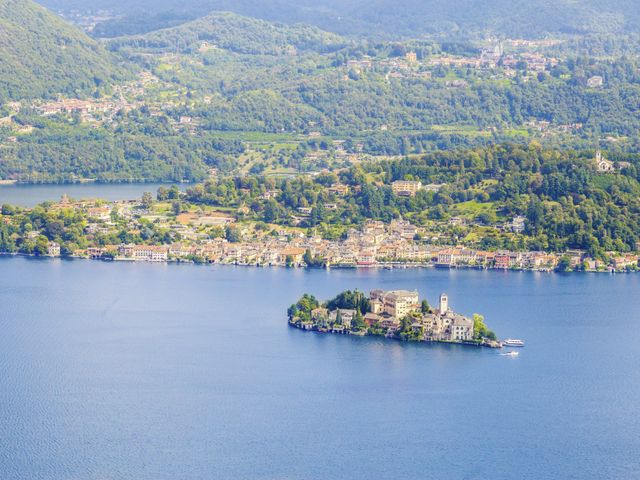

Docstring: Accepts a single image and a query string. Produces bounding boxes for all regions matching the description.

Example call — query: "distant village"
[0,36,611,148]
[288,289,501,348]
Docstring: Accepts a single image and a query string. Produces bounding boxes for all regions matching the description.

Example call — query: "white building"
[47,242,61,257]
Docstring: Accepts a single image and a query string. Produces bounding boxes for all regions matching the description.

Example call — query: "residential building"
[357,248,377,266]
[131,245,169,262]
[392,180,422,197]
[329,309,356,328]
[405,51,418,63]
[587,76,604,88]
[47,242,61,257]
[595,151,630,173]
[86,207,111,221]
[510,216,526,234]
[279,247,305,264]
[494,252,511,269]
[327,183,349,197]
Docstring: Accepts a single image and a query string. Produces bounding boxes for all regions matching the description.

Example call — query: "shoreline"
[288,319,501,348]
[0,251,631,274]
[0,179,192,187]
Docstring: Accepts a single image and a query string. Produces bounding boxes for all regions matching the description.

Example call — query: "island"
[288,289,501,348]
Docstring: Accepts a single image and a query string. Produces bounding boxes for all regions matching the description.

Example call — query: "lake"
[0,183,182,207]
[1,257,639,479]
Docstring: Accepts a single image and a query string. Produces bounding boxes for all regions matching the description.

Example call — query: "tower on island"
[439,293,449,314]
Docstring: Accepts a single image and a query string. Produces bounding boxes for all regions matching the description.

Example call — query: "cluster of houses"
[27,195,640,272]
[428,45,558,74]
[34,97,134,124]
[342,42,561,85]
[76,227,639,272]
[295,289,482,345]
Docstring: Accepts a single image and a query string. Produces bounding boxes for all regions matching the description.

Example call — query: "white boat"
[501,351,519,356]
[503,339,525,347]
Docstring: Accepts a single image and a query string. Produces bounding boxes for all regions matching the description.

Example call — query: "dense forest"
[0,0,127,102]
[108,12,347,56]
[0,122,243,183]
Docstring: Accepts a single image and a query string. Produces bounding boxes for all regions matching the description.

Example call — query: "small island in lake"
[288,289,501,348]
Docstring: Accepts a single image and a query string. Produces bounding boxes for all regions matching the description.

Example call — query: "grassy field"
[431,125,492,138]
[450,200,499,219]
[204,130,302,142]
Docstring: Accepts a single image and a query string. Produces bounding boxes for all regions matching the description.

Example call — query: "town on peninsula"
[287,289,501,348]
[1,176,639,274]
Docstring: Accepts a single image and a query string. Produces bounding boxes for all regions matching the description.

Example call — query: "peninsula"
[1,188,638,274]
[288,289,501,348]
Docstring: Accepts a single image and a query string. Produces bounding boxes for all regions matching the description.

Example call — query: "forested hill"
[38,0,640,39]
[346,0,640,38]
[0,0,127,101]
[107,11,347,55]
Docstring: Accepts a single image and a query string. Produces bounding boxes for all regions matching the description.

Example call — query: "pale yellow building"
[370,289,419,318]
[392,180,422,197]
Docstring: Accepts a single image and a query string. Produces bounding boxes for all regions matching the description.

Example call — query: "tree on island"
[288,294,319,322]
[473,314,496,341]
[398,314,422,341]
[421,299,430,314]
[351,310,367,331]
[326,289,370,315]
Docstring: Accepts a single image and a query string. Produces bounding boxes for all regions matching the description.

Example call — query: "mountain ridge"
[37,0,640,39]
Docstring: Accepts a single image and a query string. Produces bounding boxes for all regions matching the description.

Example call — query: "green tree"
[157,187,169,201]
[421,299,430,314]
[34,235,49,256]
[225,225,241,243]
[351,310,366,331]
[556,256,572,272]
[141,192,154,209]
[473,314,496,341]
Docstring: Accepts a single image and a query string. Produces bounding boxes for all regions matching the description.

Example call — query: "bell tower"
[439,293,449,314]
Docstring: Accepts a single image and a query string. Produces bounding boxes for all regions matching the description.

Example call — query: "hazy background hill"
[107,11,347,56]
[38,0,640,39]
[0,0,127,101]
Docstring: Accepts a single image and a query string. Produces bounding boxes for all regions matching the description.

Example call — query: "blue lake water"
[0,183,182,207]
[1,256,639,479]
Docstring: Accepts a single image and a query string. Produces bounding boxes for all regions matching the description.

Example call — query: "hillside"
[108,11,347,55]
[343,0,640,37]
[38,0,640,39]
[0,0,127,101]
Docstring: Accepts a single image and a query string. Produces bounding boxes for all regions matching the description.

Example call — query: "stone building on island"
[417,293,474,342]
[370,289,419,318]
[302,289,476,344]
